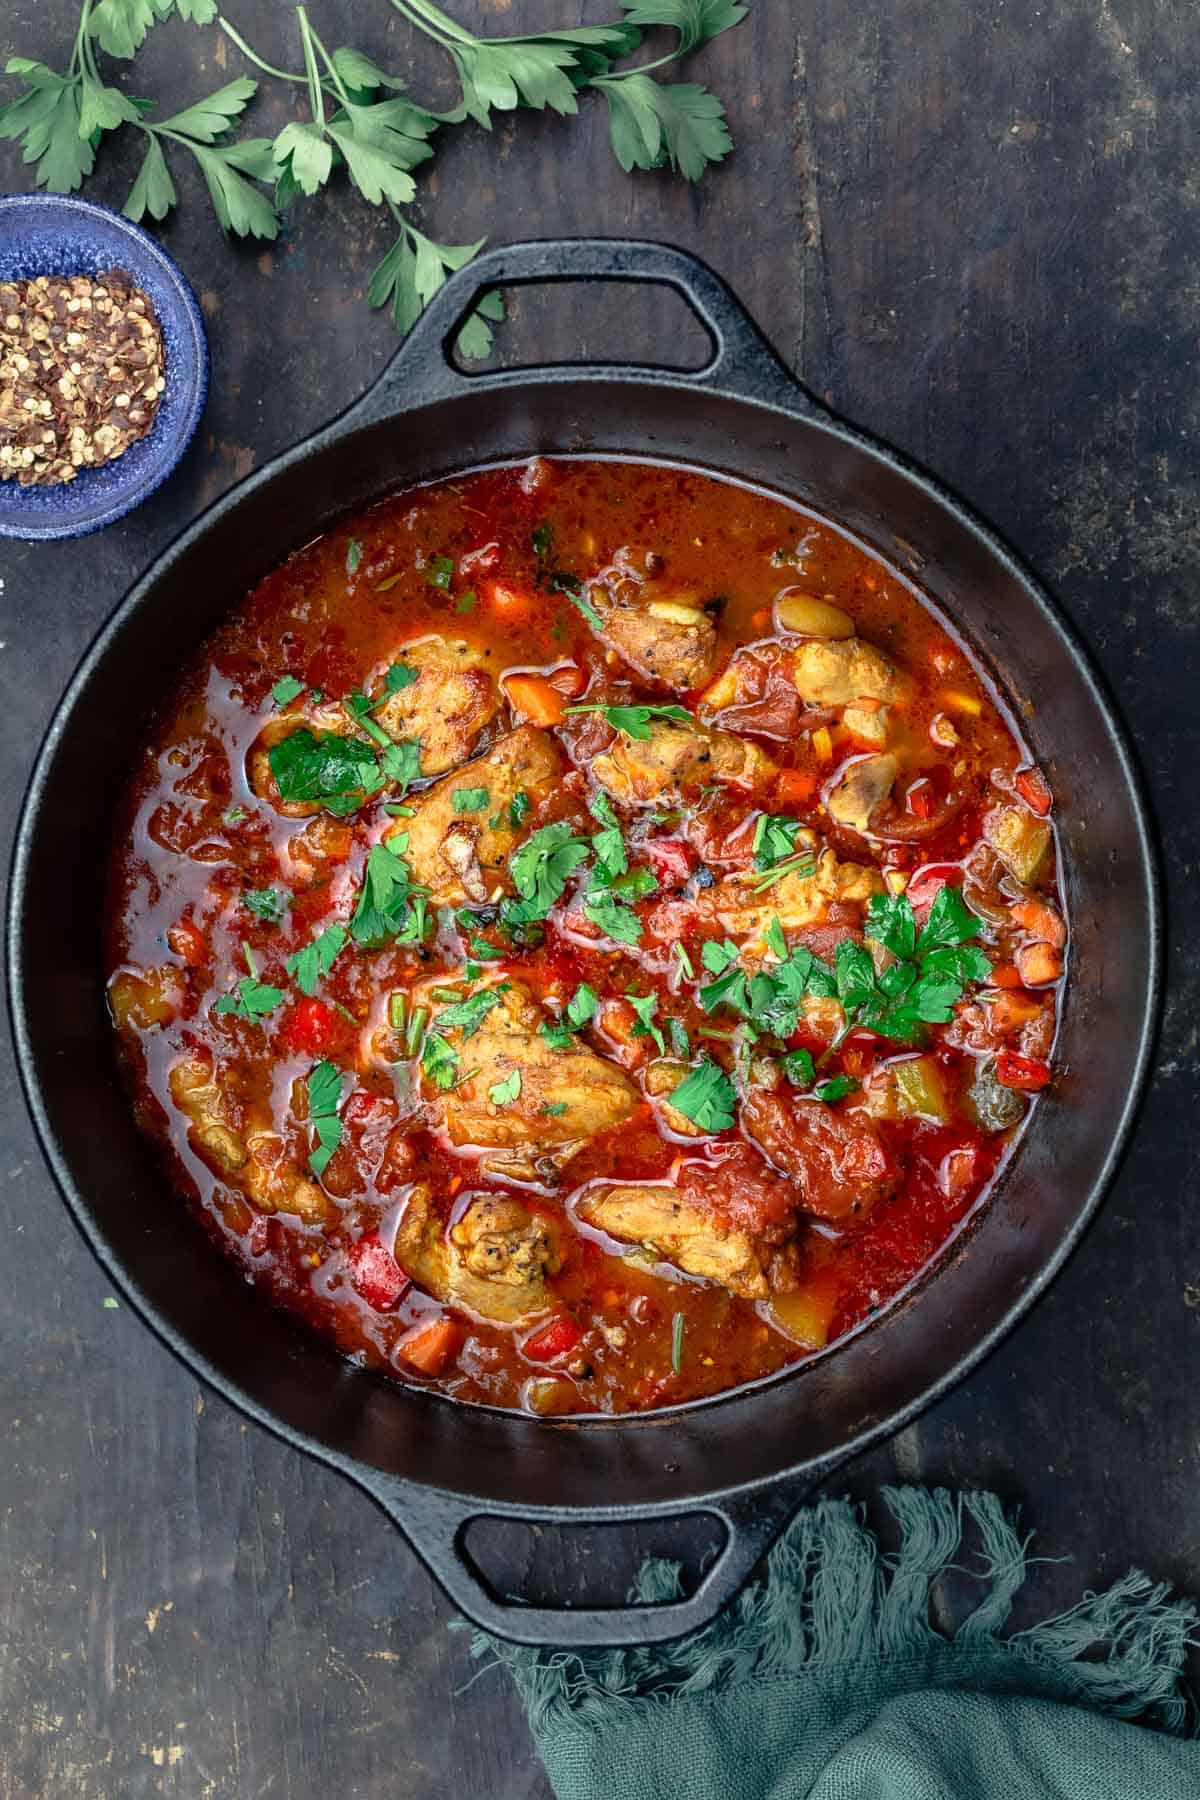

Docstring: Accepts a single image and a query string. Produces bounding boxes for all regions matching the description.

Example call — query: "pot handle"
[350,237,824,423]
[358,1469,822,1649]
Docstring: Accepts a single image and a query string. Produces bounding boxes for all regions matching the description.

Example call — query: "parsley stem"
[405,1006,429,1058]
[295,7,326,127]
[217,15,306,82]
[390,0,471,50]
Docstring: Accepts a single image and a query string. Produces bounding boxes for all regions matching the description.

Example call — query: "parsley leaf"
[782,1047,816,1087]
[488,1068,522,1106]
[626,990,666,1054]
[453,786,490,814]
[346,539,363,574]
[213,974,284,1020]
[271,675,305,707]
[566,701,693,741]
[670,1058,736,1132]
[434,987,504,1038]
[752,812,804,872]
[306,1058,345,1177]
[584,888,643,945]
[382,661,419,695]
[351,839,428,946]
[380,738,423,791]
[914,885,988,955]
[566,982,600,1028]
[589,788,628,878]
[593,73,734,182]
[541,1100,569,1117]
[815,1074,860,1105]
[243,886,288,924]
[421,1032,459,1090]
[506,822,591,924]
[269,728,383,814]
[424,553,455,590]
[286,923,348,996]
[508,790,531,829]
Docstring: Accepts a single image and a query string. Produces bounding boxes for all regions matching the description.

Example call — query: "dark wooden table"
[2,2,1197,1794]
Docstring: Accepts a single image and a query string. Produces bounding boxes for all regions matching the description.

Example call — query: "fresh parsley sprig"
[565,701,693,741]
[1,0,748,358]
[305,1057,345,1177]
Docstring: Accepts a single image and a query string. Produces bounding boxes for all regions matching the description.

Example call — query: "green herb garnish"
[584,888,643,945]
[381,662,419,696]
[814,1074,860,1104]
[346,539,363,575]
[213,942,284,1020]
[269,727,384,815]
[503,822,591,928]
[508,790,531,829]
[271,675,305,707]
[306,1058,344,1177]
[452,786,490,814]
[782,1047,816,1088]
[424,554,455,590]
[243,886,288,924]
[752,812,804,871]
[350,838,429,946]
[671,1310,685,1373]
[669,1058,736,1133]
[626,991,666,1054]
[488,1069,522,1106]
[589,788,628,879]
[565,701,693,741]
[421,1031,458,1090]
[286,923,347,996]
[434,987,505,1038]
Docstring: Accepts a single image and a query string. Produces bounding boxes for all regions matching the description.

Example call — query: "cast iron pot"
[9,239,1160,1648]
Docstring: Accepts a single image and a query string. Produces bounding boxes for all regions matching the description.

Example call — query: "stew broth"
[105,457,1064,1414]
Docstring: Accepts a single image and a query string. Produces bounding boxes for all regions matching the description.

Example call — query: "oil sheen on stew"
[105,457,1065,1415]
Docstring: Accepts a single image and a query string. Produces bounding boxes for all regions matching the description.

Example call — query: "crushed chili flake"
[0,272,166,488]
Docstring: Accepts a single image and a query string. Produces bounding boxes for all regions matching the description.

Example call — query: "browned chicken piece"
[593,719,775,807]
[588,571,722,691]
[742,1088,897,1222]
[793,638,902,708]
[580,1144,808,1300]
[395,1186,559,1323]
[692,843,882,943]
[422,979,639,1183]
[371,637,500,775]
[389,725,564,906]
[107,964,185,1031]
[824,752,899,834]
[168,1057,328,1222]
[580,1183,773,1298]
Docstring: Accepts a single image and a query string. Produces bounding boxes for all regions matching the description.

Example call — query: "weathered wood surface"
[1,0,1198,1793]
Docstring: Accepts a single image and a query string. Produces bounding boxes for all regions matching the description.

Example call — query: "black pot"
[8,240,1160,1648]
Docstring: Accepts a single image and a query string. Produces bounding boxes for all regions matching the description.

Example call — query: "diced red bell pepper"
[347,1233,409,1311]
[167,916,208,968]
[1014,767,1053,816]
[281,996,341,1056]
[523,1315,584,1363]
[645,839,695,890]
[547,662,587,700]
[994,1051,1053,1092]
[904,862,963,918]
[905,778,937,820]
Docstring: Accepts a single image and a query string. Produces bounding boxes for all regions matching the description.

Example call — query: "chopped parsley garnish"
[752,813,804,871]
[669,1016,691,1058]
[814,1074,860,1104]
[214,944,284,1021]
[271,675,305,707]
[269,728,384,815]
[503,822,591,928]
[559,581,603,630]
[425,554,455,590]
[508,790,531,829]
[626,991,665,1054]
[674,943,695,980]
[456,590,478,614]
[380,738,423,791]
[748,849,818,893]
[466,933,505,961]
[286,923,348,996]
[532,521,555,577]
[566,982,600,1028]
[342,692,393,748]
[671,1311,685,1373]
[306,1060,345,1178]
[669,1059,736,1133]
[453,786,490,814]
[565,701,693,741]
[541,1101,569,1118]
[782,1047,816,1087]
[434,987,505,1039]
[224,805,248,827]
[350,838,429,946]
[589,788,627,879]
[488,1069,522,1106]
[584,888,643,945]
[421,1032,458,1090]
[381,661,419,696]
[243,887,288,924]
[346,539,363,575]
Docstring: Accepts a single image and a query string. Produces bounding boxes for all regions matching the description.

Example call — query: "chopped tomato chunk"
[645,839,695,889]
[523,1315,584,1363]
[774,768,818,808]
[1014,767,1053,815]
[905,778,937,820]
[281,997,342,1056]
[347,1234,409,1311]
[167,916,207,968]
[994,1051,1053,1091]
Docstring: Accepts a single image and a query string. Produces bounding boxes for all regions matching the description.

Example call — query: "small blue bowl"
[0,193,209,541]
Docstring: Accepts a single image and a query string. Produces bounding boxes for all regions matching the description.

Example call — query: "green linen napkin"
[467,1488,1199,1799]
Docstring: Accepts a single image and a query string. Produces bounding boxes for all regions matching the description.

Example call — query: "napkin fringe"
[466,1487,1197,1737]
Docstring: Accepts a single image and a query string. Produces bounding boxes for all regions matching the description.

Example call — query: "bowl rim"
[0,191,209,542]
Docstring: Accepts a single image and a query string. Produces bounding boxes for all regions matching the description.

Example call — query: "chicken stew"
[105,457,1065,1414]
